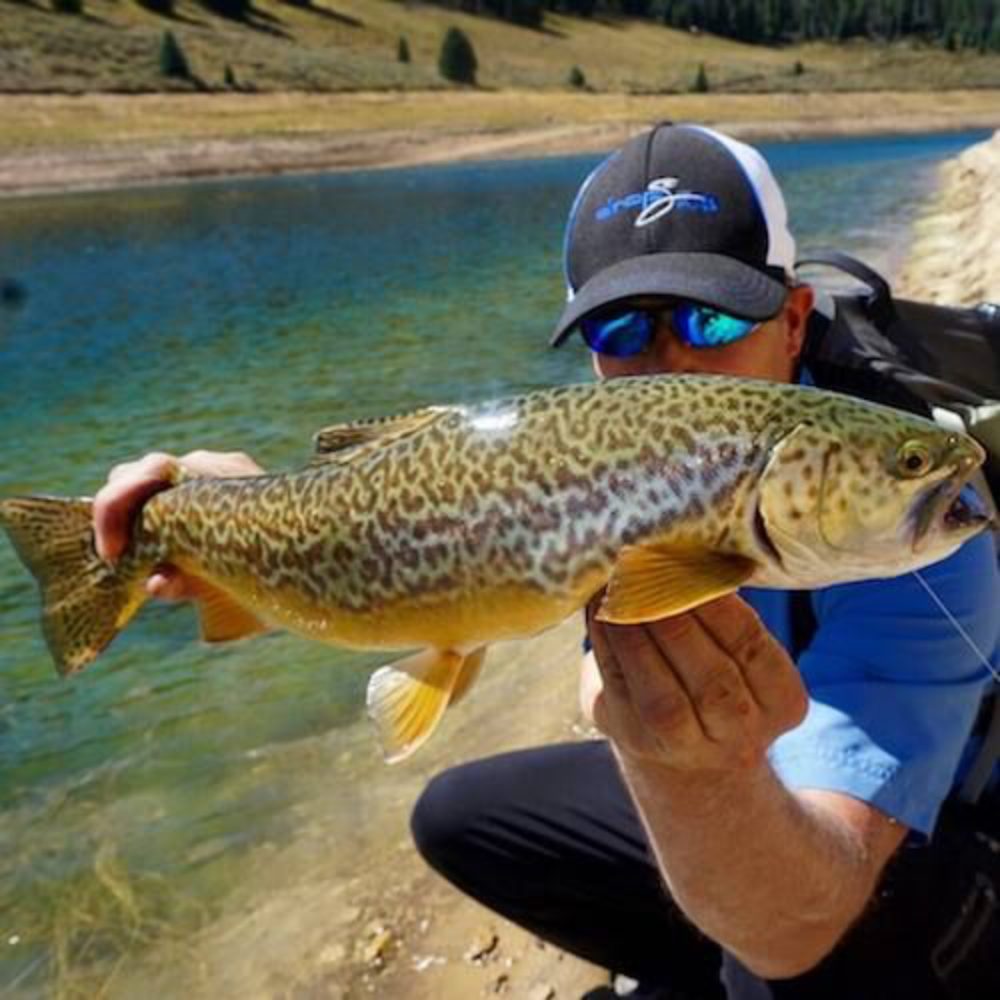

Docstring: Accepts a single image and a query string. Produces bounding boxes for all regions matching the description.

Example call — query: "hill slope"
[4,0,1000,94]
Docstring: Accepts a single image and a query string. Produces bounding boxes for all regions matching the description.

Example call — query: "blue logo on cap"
[595,177,719,226]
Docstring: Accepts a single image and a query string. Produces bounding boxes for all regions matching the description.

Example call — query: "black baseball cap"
[550,123,796,346]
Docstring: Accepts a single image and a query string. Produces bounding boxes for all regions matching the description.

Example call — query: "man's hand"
[582,593,907,976]
[584,594,808,773]
[92,450,263,600]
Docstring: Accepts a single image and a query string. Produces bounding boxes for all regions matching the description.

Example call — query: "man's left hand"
[584,594,809,773]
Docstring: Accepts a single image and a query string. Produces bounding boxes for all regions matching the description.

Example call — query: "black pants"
[411,741,1000,999]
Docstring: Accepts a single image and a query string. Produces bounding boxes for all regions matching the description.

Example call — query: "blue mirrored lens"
[579,310,655,358]
[673,302,757,348]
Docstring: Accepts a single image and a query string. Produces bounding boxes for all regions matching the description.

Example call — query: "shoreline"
[896,129,1000,305]
[1,89,999,198]
[9,110,997,998]
[104,620,610,1000]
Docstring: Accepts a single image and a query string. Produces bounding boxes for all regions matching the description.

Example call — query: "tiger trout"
[0,374,991,761]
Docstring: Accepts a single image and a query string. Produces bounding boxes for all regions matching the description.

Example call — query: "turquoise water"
[0,129,991,994]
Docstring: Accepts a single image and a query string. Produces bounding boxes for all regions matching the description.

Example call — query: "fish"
[0,374,991,761]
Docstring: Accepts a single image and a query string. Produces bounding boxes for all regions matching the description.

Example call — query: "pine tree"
[199,0,250,19]
[412,0,1000,50]
[439,27,478,85]
[502,0,544,25]
[159,30,191,79]
[692,61,710,92]
[398,36,411,64]
[568,64,586,88]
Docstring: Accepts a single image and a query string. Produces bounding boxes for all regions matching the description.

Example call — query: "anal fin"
[189,579,270,643]
[366,648,473,763]
[598,545,756,624]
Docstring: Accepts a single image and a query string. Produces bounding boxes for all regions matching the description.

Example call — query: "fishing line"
[912,569,1000,684]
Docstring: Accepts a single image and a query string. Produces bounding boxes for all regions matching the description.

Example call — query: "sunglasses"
[579,301,764,358]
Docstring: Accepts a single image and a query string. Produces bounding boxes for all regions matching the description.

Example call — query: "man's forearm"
[615,749,890,978]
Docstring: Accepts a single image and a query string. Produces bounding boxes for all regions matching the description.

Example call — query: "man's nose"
[639,327,697,374]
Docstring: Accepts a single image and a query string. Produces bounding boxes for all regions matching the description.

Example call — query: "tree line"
[429,1,1000,50]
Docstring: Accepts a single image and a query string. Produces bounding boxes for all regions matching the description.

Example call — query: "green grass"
[3,0,1000,95]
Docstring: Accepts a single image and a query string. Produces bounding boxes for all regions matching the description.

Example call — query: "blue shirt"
[745,529,1000,837]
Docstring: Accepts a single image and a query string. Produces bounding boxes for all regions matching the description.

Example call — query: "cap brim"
[550,252,788,346]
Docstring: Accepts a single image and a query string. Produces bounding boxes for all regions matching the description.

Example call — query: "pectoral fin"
[366,648,473,763]
[598,545,756,624]
[190,579,270,643]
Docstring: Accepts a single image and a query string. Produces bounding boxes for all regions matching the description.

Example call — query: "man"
[94,124,999,997]
[407,124,1000,998]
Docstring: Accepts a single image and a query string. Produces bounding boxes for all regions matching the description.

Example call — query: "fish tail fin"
[0,496,149,675]
[366,647,487,764]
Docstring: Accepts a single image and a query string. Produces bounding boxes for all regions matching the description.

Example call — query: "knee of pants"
[410,763,487,880]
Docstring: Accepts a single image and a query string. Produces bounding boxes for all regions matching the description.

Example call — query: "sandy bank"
[1,89,999,197]
[896,129,1000,305]
[105,621,607,1000]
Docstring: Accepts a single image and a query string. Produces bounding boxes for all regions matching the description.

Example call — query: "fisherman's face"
[591,284,814,384]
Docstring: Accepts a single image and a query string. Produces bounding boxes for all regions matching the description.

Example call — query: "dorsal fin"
[310,406,450,466]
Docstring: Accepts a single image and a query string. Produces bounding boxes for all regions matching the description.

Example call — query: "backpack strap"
[796,250,892,300]
[796,251,896,328]
[788,589,817,661]
[958,682,1000,805]
[794,254,1000,804]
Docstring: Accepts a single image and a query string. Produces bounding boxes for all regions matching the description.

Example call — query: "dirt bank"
[896,129,1000,305]
[1,89,999,198]
[106,621,609,1000]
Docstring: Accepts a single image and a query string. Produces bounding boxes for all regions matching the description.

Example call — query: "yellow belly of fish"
[178,559,610,653]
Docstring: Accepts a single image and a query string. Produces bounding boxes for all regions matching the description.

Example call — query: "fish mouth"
[943,490,992,531]
[913,473,992,551]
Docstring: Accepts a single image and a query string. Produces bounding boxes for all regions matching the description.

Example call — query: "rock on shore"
[896,130,1000,305]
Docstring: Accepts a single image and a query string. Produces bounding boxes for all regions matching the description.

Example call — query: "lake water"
[0,129,991,995]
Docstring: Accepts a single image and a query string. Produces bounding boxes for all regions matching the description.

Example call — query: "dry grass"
[3,0,1000,95]
[2,88,999,155]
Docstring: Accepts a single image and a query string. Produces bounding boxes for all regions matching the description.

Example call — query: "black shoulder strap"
[798,250,1000,497]
[789,589,817,661]
[959,682,1000,805]
[796,251,1000,805]
[797,250,892,300]
[797,251,896,328]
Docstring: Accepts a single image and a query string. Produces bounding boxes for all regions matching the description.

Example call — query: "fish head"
[756,400,991,584]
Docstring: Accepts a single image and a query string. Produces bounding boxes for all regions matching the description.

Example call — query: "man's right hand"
[92,450,264,600]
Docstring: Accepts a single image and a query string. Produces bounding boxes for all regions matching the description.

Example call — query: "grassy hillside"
[4,0,1000,94]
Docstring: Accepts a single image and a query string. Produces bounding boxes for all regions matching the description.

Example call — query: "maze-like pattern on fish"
[125,375,967,634]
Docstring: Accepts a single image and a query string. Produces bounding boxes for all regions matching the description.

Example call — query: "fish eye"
[897,440,933,478]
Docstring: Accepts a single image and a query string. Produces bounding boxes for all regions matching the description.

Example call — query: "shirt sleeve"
[767,530,1000,837]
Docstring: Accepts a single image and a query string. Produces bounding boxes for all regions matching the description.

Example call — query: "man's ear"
[783,283,815,361]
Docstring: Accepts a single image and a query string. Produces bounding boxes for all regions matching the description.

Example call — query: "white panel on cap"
[688,125,796,274]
